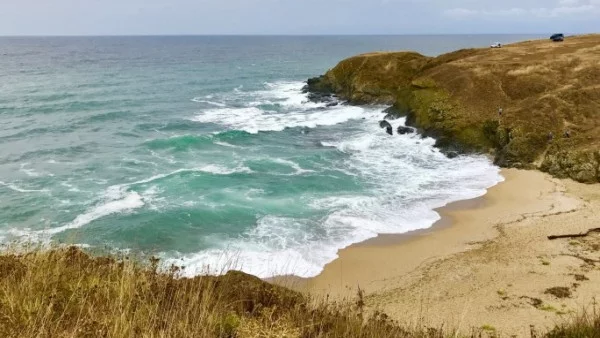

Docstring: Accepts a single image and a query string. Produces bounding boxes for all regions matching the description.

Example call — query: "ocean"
[0,35,541,277]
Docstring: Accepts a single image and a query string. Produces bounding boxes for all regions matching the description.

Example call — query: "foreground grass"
[546,310,600,338]
[0,247,598,337]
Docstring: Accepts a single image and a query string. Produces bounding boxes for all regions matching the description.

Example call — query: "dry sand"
[296,169,600,336]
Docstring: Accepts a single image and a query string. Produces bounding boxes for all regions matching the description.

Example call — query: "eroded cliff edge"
[306,35,600,183]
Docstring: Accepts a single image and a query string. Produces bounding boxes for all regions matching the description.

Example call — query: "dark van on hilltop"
[550,33,564,42]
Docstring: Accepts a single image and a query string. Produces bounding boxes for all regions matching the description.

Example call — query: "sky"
[1,0,599,35]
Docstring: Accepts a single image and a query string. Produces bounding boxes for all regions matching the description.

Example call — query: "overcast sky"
[1,0,599,35]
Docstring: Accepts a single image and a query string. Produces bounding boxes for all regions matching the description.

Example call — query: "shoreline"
[268,171,500,288]
[276,168,600,336]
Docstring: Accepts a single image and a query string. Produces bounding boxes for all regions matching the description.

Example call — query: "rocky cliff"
[305,35,600,183]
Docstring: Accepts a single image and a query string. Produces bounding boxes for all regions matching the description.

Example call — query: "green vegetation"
[480,324,496,332]
[0,247,598,337]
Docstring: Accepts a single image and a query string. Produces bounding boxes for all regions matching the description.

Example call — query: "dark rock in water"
[379,120,392,129]
[307,92,333,103]
[397,126,415,135]
[433,136,470,159]
[303,76,335,103]
[379,120,394,135]
[383,106,406,120]
[326,102,339,107]
[446,151,460,159]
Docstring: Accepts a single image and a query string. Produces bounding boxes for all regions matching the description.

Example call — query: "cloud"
[0,0,598,35]
[444,8,479,18]
[444,0,600,19]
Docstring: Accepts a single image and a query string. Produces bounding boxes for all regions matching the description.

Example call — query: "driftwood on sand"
[547,227,600,240]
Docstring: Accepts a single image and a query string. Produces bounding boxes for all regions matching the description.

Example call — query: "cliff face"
[306,35,600,183]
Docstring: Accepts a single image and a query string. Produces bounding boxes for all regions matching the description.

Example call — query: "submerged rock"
[445,151,460,159]
[397,126,414,135]
[383,106,406,120]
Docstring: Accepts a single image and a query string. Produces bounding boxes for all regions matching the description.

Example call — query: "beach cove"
[284,34,600,335]
[281,168,599,335]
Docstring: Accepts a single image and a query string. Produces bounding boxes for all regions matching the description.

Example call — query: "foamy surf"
[189,82,367,134]
[191,104,366,134]
[3,78,503,280]
[166,83,503,278]
[0,36,538,282]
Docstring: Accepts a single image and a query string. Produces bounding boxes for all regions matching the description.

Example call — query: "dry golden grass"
[312,34,600,182]
[0,246,443,338]
[0,246,597,337]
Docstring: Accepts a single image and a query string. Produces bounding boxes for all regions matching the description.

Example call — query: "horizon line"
[0,32,575,38]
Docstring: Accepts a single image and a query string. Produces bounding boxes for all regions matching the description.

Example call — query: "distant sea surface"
[0,35,541,277]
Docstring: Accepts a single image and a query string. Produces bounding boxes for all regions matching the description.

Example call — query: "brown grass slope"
[0,247,450,338]
[307,35,600,183]
[1,247,599,337]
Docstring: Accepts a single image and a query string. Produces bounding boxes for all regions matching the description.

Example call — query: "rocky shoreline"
[304,35,600,183]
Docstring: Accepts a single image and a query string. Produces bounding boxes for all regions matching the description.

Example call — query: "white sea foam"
[191,98,227,107]
[271,158,315,175]
[19,163,42,177]
[169,82,504,278]
[189,81,368,134]
[0,181,49,193]
[192,104,365,134]
[43,189,145,235]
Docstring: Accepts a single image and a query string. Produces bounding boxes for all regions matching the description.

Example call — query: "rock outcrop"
[397,126,415,135]
[379,120,394,135]
[306,35,600,183]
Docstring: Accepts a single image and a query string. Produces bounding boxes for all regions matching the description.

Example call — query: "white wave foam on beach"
[171,92,504,278]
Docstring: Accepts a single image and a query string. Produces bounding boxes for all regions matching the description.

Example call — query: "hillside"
[306,35,600,183]
[0,247,598,337]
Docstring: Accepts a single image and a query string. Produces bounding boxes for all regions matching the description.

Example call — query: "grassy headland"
[0,246,437,338]
[0,246,598,337]
[305,34,600,183]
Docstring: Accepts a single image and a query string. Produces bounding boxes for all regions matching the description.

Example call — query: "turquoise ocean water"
[0,36,540,277]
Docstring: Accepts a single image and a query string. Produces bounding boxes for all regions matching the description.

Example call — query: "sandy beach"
[291,169,600,336]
